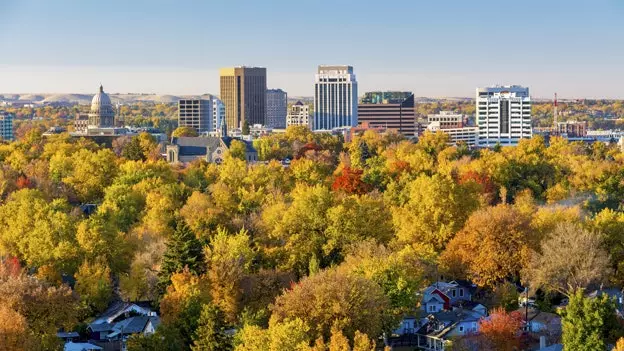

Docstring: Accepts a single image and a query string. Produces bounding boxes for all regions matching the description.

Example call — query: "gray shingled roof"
[88,322,113,332]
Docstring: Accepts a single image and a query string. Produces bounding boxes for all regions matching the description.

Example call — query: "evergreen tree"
[562,289,621,351]
[242,120,250,135]
[191,303,232,351]
[359,141,370,166]
[121,137,146,161]
[159,220,205,289]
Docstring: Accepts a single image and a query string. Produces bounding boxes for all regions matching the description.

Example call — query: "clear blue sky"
[0,0,623,98]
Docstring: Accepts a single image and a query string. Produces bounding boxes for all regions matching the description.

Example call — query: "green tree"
[242,121,250,136]
[562,289,621,350]
[159,220,205,290]
[121,136,146,161]
[192,303,233,351]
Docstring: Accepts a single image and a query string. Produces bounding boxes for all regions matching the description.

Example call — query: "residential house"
[400,310,482,351]
[421,281,476,313]
[515,308,561,334]
[88,301,158,341]
[391,280,485,350]
[165,136,258,164]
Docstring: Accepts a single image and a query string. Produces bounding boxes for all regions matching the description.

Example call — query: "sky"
[0,0,623,99]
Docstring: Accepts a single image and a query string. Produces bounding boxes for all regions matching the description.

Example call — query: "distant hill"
[0,93,217,105]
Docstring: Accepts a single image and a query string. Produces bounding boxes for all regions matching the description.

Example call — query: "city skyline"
[1,0,623,98]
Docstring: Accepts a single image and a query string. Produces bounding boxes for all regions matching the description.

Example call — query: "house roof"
[514,308,561,325]
[57,331,80,339]
[64,342,103,351]
[91,301,154,325]
[423,293,445,304]
[171,136,256,156]
[88,322,113,332]
[451,300,486,311]
[110,315,160,336]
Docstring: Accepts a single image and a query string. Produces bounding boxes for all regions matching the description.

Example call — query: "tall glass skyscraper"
[313,65,358,130]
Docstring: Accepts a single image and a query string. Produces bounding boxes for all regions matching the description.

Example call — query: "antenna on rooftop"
[553,93,558,131]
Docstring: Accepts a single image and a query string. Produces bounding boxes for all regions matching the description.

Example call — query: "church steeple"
[99,84,103,93]
[220,114,227,137]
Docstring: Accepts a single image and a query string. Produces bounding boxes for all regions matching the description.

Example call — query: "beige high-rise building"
[219,67,267,129]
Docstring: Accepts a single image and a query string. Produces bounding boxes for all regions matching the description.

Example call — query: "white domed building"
[88,84,115,128]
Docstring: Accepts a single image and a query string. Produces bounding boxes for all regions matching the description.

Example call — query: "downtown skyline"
[1,0,623,98]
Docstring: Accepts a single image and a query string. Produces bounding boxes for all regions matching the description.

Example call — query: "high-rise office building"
[178,99,213,134]
[357,92,416,136]
[266,89,287,129]
[0,111,14,141]
[220,67,267,129]
[287,101,311,127]
[476,85,532,146]
[313,65,357,130]
[212,98,225,132]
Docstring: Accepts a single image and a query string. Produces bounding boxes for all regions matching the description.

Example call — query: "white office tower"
[266,89,287,129]
[287,101,311,127]
[313,65,358,130]
[476,85,532,147]
[212,98,225,132]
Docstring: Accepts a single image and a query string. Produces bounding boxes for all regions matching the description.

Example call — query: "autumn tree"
[475,308,524,351]
[591,208,624,284]
[0,189,79,273]
[441,204,534,287]
[324,194,394,260]
[160,269,211,347]
[173,126,199,137]
[331,167,371,195]
[0,266,80,350]
[0,304,29,351]
[524,223,610,296]
[392,174,480,250]
[260,184,334,275]
[234,318,312,351]
[228,140,248,161]
[206,227,253,323]
[180,191,227,242]
[338,241,434,329]
[270,268,389,342]
[74,259,113,313]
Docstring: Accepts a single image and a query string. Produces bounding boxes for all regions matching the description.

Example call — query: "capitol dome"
[91,84,113,111]
[88,85,115,128]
